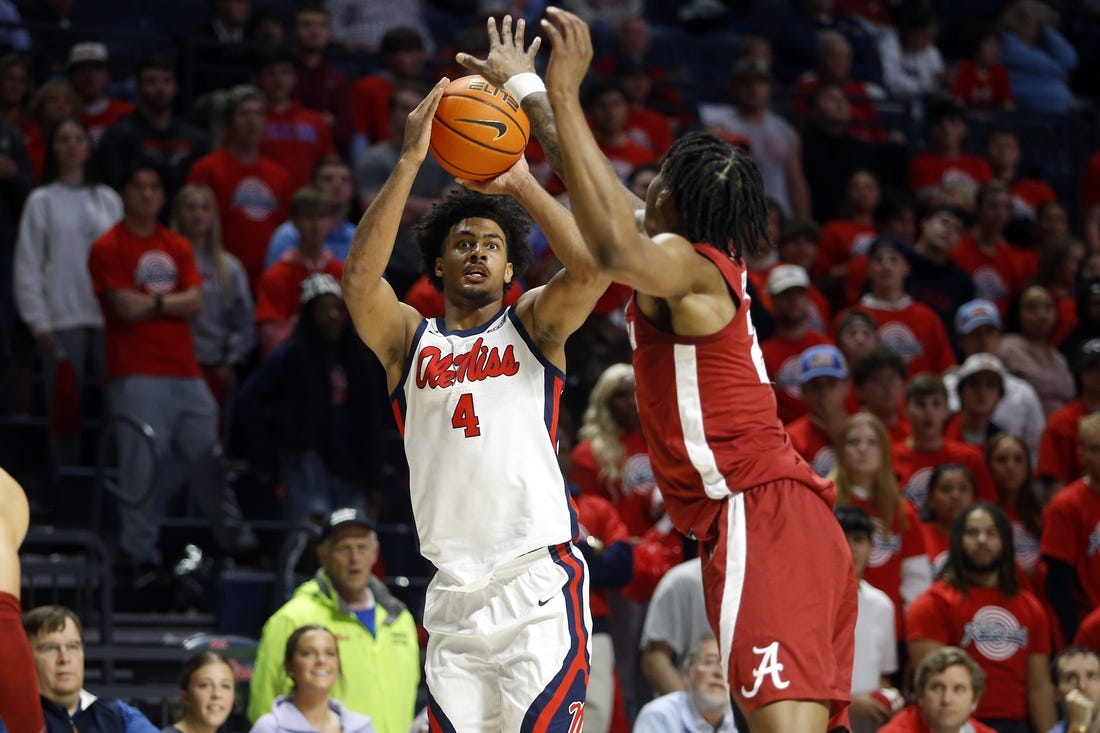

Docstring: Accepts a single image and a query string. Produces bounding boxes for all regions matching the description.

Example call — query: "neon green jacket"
[248,572,420,733]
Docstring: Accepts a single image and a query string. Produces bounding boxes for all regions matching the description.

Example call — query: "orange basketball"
[430,75,531,181]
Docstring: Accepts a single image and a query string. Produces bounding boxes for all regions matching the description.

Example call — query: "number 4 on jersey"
[451,393,481,437]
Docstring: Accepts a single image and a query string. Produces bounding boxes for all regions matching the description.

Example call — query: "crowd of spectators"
[4,0,1100,731]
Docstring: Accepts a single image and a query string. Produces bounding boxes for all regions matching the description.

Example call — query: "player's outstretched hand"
[541,7,593,96]
[401,77,449,162]
[457,15,540,89]
[457,156,533,196]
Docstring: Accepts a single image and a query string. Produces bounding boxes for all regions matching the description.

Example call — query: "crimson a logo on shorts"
[230,176,278,222]
[961,606,1028,662]
[134,250,178,295]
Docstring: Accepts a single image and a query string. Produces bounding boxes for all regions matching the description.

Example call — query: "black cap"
[836,505,874,538]
[321,507,374,540]
[865,232,910,260]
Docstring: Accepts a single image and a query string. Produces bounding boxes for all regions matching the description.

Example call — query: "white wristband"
[504,72,546,103]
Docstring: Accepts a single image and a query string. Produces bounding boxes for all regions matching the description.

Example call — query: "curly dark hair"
[659,132,771,262]
[414,188,532,294]
[941,501,1019,598]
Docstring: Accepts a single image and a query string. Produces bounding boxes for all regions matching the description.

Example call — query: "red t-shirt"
[950,233,1030,312]
[891,438,997,511]
[762,330,831,424]
[575,493,631,619]
[81,98,135,144]
[1011,178,1056,219]
[842,297,957,377]
[351,74,395,146]
[87,221,203,380]
[951,60,1013,109]
[906,580,1052,722]
[0,592,44,733]
[1040,477,1100,617]
[625,244,834,542]
[261,102,335,189]
[254,249,344,324]
[907,152,994,198]
[1080,151,1100,207]
[816,219,877,279]
[795,75,885,143]
[625,107,674,156]
[879,704,997,733]
[1074,604,1100,650]
[403,274,525,318]
[920,520,950,575]
[187,149,293,285]
[1037,399,1090,485]
[571,430,659,539]
[855,497,927,635]
[785,415,837,477]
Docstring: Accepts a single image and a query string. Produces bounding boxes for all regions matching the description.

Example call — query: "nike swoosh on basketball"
[456,118,508,140]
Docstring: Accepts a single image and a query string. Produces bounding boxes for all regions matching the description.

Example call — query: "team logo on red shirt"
[134,250,178,294]
[868,519,902,568]
[416,338,519,389]
[231,176,278,222]
[961,606,1028,661]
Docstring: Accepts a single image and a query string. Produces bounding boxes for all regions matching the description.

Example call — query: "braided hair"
[660,132,771,261]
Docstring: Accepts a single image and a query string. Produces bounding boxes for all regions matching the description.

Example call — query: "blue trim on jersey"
[391,318,430,404]
[506,307,566,381]
[431,307,508,337]
[427,691,460,733]
[520,544,590,733]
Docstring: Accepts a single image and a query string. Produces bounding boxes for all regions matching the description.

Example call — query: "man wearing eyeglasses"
[22,605,158,733]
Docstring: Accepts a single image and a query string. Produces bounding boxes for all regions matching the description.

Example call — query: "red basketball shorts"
[700,478,857,729]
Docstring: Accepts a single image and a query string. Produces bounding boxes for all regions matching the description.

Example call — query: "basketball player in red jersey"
[530,9,858,732]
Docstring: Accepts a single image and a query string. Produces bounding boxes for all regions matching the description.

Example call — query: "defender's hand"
[541,7,594,95]
[457,15,541,89]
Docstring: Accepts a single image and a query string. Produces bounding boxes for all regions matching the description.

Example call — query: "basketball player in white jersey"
[342,74,610,731]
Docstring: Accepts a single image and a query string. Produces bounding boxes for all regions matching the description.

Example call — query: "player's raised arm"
[460,157,609,358]
[538,8,702,298]
[458,14,645,213]
[344,78,448,384]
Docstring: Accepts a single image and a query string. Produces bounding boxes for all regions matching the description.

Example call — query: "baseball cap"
[766,264,810,296]
[799,344,848,384]
[835,505,873,538]
[300,273,342,306]
[865,233,909,260]
[320,507,374,540]
[68,41,109,68]
[1076,339,1100,371]
[954,299,1002,335]
[955,353,1005,387]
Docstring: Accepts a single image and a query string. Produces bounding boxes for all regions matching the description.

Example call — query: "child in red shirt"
[952,27,1014,111]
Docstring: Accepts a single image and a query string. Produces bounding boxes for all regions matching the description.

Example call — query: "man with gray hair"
[633,634,737,732]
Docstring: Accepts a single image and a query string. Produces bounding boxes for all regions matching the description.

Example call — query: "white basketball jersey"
[395,307,577,587]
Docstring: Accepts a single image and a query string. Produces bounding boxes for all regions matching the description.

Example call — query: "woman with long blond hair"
[831,412,932,633]
[170,184,254,408]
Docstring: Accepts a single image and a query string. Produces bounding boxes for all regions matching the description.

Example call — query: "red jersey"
[906,580,1051,722]
[844,296,957,376]
[1080,151,1100,207]
[762,330,831,423]
[879,704,997,733]
[1037,399,1091,485]
[187,148,293,285]
[403,274,525,318]
[951,60,1013,109]
[1040,477,1100,617]
[907,152,993,198]
[574,493,631,619]
[351,73,395,145]
[890,438,997,511]
[254,249,344,324]
[571,430,658,539]
[261,102,335,189]
[854,497,927,634]
[785,415,837,477]
[87,221,202,380]
[950,233,1030,311]
[816,219,877,279]
[624,244,834,542]
[81,98,135,145]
